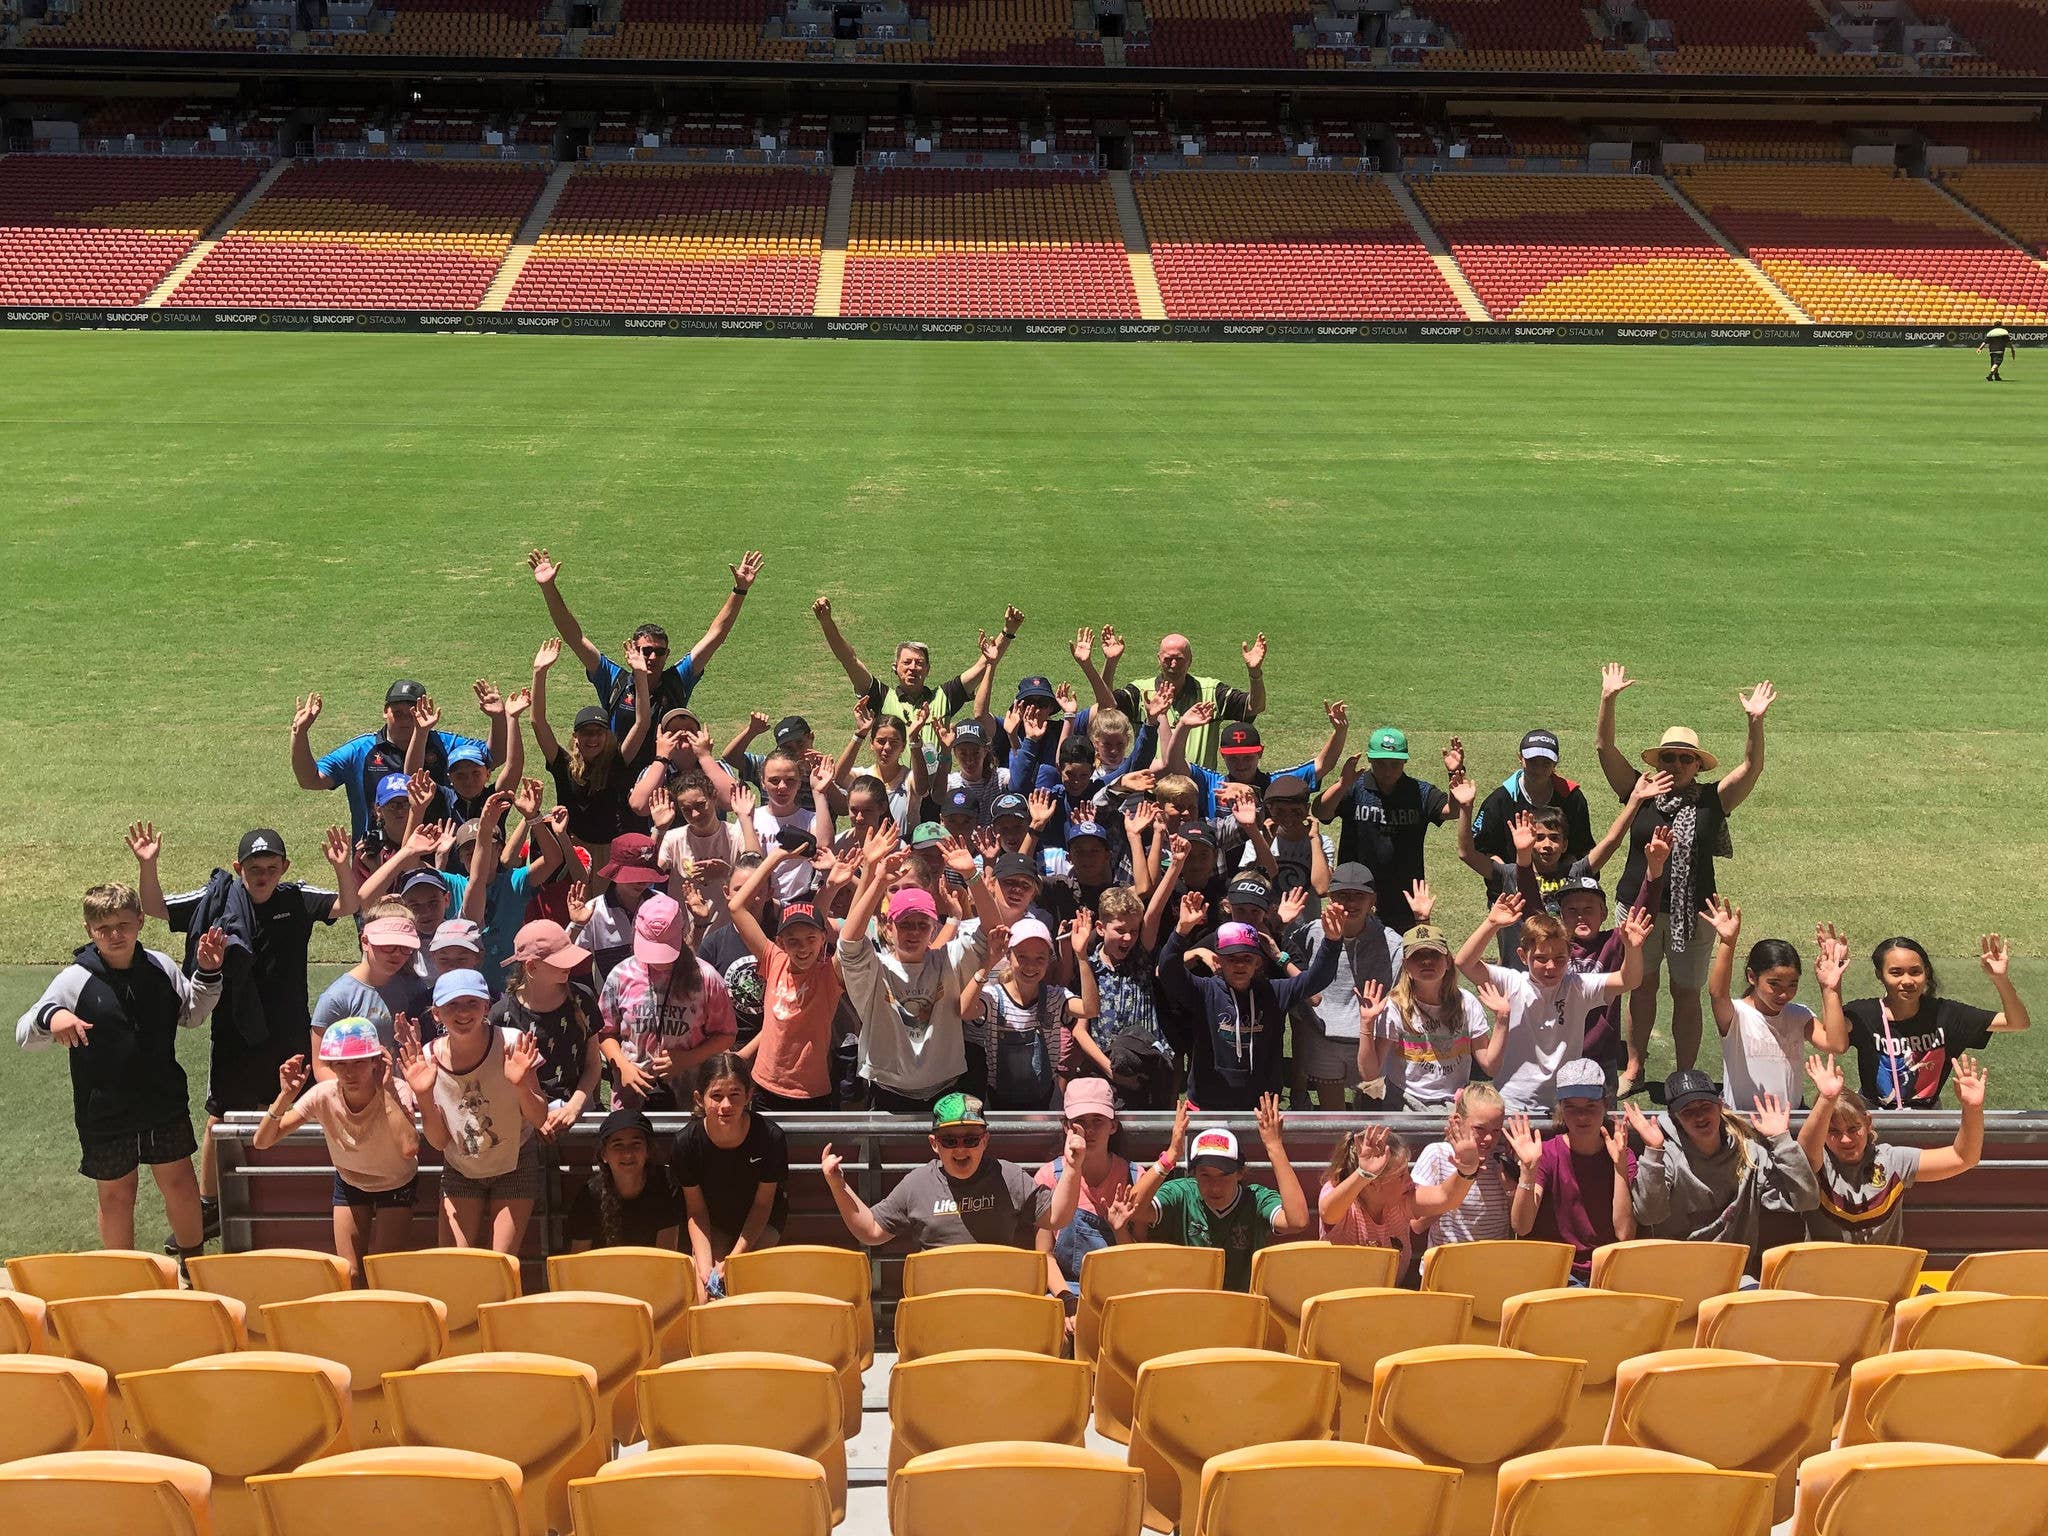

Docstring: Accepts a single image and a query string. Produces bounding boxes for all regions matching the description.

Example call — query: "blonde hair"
[1097,886,1144,925]
[365,898,412,927]
[1518,912,1570,952]
[1389,957,1463,1024]
[1088,707,1134,751]
[1449,1082,1504,1121]
[1154,773,1200,811]
[83,882,141,923]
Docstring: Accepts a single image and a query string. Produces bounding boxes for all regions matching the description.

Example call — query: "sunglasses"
[1656,751,1699,766]
[935,1132,986,1150]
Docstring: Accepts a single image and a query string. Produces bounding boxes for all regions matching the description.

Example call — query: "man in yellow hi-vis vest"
[1099,631,1266,771]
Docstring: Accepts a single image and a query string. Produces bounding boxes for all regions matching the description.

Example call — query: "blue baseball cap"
[375,772,412,807]
[1014,675,1056,706]
[1066,820,1111,845]
[432,968,491,1006]
[447,742,490,768]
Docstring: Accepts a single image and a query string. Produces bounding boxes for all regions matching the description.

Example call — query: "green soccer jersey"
[1150,1176,1283,1291]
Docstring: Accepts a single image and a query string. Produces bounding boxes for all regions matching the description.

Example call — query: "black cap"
[400,868,448,896]
[953,722,988,747]
[237,828,287,862]
[1058,735,1097,765]
[991,792,1029,821]
[573,705,610,732]
[778,900,825,931]
[1550,874,1606,904]
[1179,824,1218,850]
[773,715,812,747]
[1328,862,1375,893]
[943,787,975,816]
[992,852,1041,884]
[386,679,427,706]
[1218,722,1263,757]
[1225,873,1272,910]
[1662,1069,1720,1113]
[1014,675,1056,705]
[1519,729,1561,762]
[596,1107,656,1148]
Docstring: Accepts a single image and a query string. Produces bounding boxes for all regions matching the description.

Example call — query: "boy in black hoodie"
[18,881,226,1261]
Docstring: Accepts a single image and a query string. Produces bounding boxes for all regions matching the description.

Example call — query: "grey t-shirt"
[311,970,434,1051]
[1290,919,1402,1043]
[869,1157,1051,1250]
[1805,1143,1921,1247]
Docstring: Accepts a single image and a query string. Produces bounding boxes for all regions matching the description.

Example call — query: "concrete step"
[142,157,292,309]
[1108,170,1167,318]
[813,165,856,317]
[1656,173,1812,322]
[478,161,576,312]
[1383,173,1490,321]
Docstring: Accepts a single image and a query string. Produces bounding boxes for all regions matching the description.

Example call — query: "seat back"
[47,1292,249,1446]
[1947,1250,2048,1298]
[184,1253,350,1348]
[901,1244,1046,1298]
[248,1445,522,1536]
[1695,1289,1888,1458]
[1418,1241,1574,1344]
[0,1289,50,1353]
[1075,1245,1225,1364]
[890,1441,1144,1536]
[362,1252,520,1355]
[1093,1288,1269,1444]
[1589,1240,1748,1350]
[683,1291,862,1434]
[569,1444,832,1536]
[637,1352,846,1522]
[261,1291,450,1448]
[0,1356,111,1460]
[1493,1444,1774,1536]
[888,1349,1094,1477]
[1129,1347,1338,1532]
[1366,1344,1584,1536]
[1498,1288,1683,1445]
[1890,1291,2048,1364]
[4,1251,178,1302]
[1249,1242,1400,1353]
[893,1288,1064,1363]
[1193,1440,1460,1536]
[120,1351,351,1536]
[1760,1242,1927,1307]
[1792,1441,2048,1536]
[722,1245,874,1369]
[545,1247,699,1364]
[1297,1286,1474,1443]
[476,1291,656,1447]
[1841,1348,2048,1458]
[0,1449,213,1536]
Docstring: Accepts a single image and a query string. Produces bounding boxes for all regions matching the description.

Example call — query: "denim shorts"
[332,1172,420,1211]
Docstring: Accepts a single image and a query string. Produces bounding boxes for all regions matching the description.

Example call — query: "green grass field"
[4,332,2045,1254]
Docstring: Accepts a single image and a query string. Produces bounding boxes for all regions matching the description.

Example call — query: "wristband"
[1454,1163,1481,1179]
[1517,1177,1541,1192]
[733,585,747,596]
[1154,1153,1177,1174]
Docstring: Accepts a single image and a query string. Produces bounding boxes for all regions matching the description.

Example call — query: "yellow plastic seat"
[546,1246,699,1364]
[893,1287,1064,1363]
[1498,1288,1682,1446]
[48,1291,249,1445]
[1606,1346,1834,1524]
[1129,1346,1338,1533]
[261,1290,450,1447]
[568,1444,830,1536]
[901,1243,1046,1298]
[1694,1290,1887,1456]
[0,1288,50,1351]
[0,1354,111,1459]
[1366,1344,1584,1536]
[1419,1241,1575,1345]
[1891,1290,2048,1363]
[363,1250,520,1355]
[684,1291,862,1436]
[1192,1439,1459,1536]
[891,1441,1143,1536]
[1249,1241,1400,1353]
[637,1352,845,1522]
[120,1351,351,1536]
[1076,1244,1225,1364]
[1590,1240,1749,1350]
[0,1449,214,1536]
[476,1291,656,1447]
[1094,1288,1270,1444]
[1296,1286,1473,1443]
[1840,1348,2048,1456]
[722,1244,874,1369]
[1493,1444,1774,1536]
[1761,1242,1927,1308]
[1948,1250,2048,1297]
[888,1347,1093,1477]
[184,1253,351,1347]
[6,1250,178,1301]
[248,1445,521,1536]
[1791,1440,2048,1536]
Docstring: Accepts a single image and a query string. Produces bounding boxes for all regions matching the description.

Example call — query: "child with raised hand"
[598,889,738,1114]
[18,887,226,1260]
[1317,1119,1486,1282]
[960,911,1101,1110]
[1636,1067,1817,1271]
[529,635,650,859]
[398,970,548,1254]
[1799,1051,1985,1245]
[1701,895,1849,1110]
[1360,929,1502,1111]
[1117,1093,1310,1291]
[490,919,601,1139]
[253,1019,419,1279]
[1070,884,1177,1110]
[1828,932,2031,1110]
[1506,1061,1665,1282]
[675,1052,788,1296]
[1411,1084,1518,1249]
[448,782,569,978]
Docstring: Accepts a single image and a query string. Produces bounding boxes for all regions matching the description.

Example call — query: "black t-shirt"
[545,745,647,846]
[697,922,765,1047]
[1614,783,1730,911]
[489,981,600,1104]
[1472,780,1596,864]
[169,881,337,1098]
[563,1167,681,1249]
[1844,995,1998,1109]
[1331,773,1449,922]
[671,1113,790,1238]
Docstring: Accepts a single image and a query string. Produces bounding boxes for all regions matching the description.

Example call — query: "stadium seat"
[684,1291,862,1435]
[569,1445,831,1536]
[1694,1290,1888,1458]
[184,1253,351,1348]
[1076,1245,1225,1365]
[364,1250,520,1355]
[1947,1250,2048,1297]
[1491,1444,1774,1536]
[1590,1240,1749,1350]
[0,1355,112,1460]
[723,1245,874,1370]
[476,1291,656,1448]
[1890,1290,2048,1362]
[1839,1348,2048,1456]
[0,1288,50,1352]
[6,1249,177,1301]
[120,1352,352,1536]
[893,1287,1065,1362]
[901,1244,1046,1298]
[1094,1288,1270,1444]
[891,1442,1145,1536]
[1761,1242,1927,1306]
[1297,1286,1474,1443]
[385,1352,602,1536]
[47,1291,248,1446]
[1789,1440,2048,1536]
[1604,1347,1834,1524]
[637,1352,845,1521]
[1366,1344,1583,1536]
[1128,1346,1339,1532]
[1420,1240,1575,1345]
[0,1449,213,1536]
[888,1347,1094,1479]
[546,1247,700,1364]
[261,1291,451,1448]
[1249,1241,1400,1353]
[1498,1288,1684,1446]
[248,1445,522,1536]
[1191,1440,1461,1536]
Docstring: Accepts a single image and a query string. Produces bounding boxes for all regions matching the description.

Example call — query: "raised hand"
[1601,662,1635,700]
[860,820,901,868]
[401,820,440,862]
[565,879,593,926]
[1241,633,1267,670]
[1619,904,1656,950]
[472,679,504,717]
[1181,699,1217,731]
[1325,699,1348,728]
[1750,1093,1791,1138]
[1504,1114,1544,1172]
[194,926,228,972]
[1488,891,1526,928]
[1356,978,1389,1032]
[1953,1053,1988,1108]
[527,548,560,586]
[1232,793,1259,831]
[1069,907,1095,953]
[323,826,351,870]
[1064,1121,1089,1164]
[812,594,832,622]
[407,770,439,816]
[277,1054,310,1099]
[1476,978,1514,1019]
[1027,789,1058,830]
[648,785,677,831]
[1699,894,1742,944]
[1443,736,1465,779]
[126,820,161,864]
[544,805,570,838]
[1740,681,1776,720]
[1105,1187,1140,1235]
[396,1016,438,1097]
[504,686,530,719]
[1600,1115,1632,1168]
[1177,890,1209,935]
[514,776,546,819]
[415,694,442,733]
[1644,825,1672,877]
[1406,879,1435,925]
[1053,681,1079,716]
[730,550,764,590]
[907,705,932,742]
[1623,1101,1665,1149]
[1318,904,1346,943]
[1003,604,1025,636]
[1168,1095,1192,1159]
[292,692,323,733]
[731,782,759,820]
[935,835,979,879]
[1449,774,1477,810]
[852,696,876,738]
[534,636,561,672]
[810,756,838,798]
[1508,810,1536,856]
[970,825,1002,863]
[1815,923,1850,990]
[504,1032,541,1090]
[820,1143,845,1184]
[1255,1090,1285,1145]
[978,629,1004,668]
[1276,884,1309,929]
[1352,1121,1393,1175]
[1071,626,1094,665]
[1123,799,1158,839]
[1981,933,2011,979]
[1632,770,1674,804]
[1805,1052,1845,1102]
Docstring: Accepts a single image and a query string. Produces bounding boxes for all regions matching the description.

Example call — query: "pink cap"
[1062,1076,1117,1121]
[1008,917,1055,954]
[1216,922,1261,953]
[361,917,421,950]
[633,892,685,965]
[888,888,938,923]
[507,918,592,972]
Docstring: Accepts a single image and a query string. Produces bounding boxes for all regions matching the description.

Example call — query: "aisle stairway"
[1109,170,1167,319]
[1384,174,1491,321]
[144,159,291,308]
[480,162,576,311]
[813,166,854,317]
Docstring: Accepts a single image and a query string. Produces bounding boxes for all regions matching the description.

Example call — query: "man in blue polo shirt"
[291,681,497,841]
